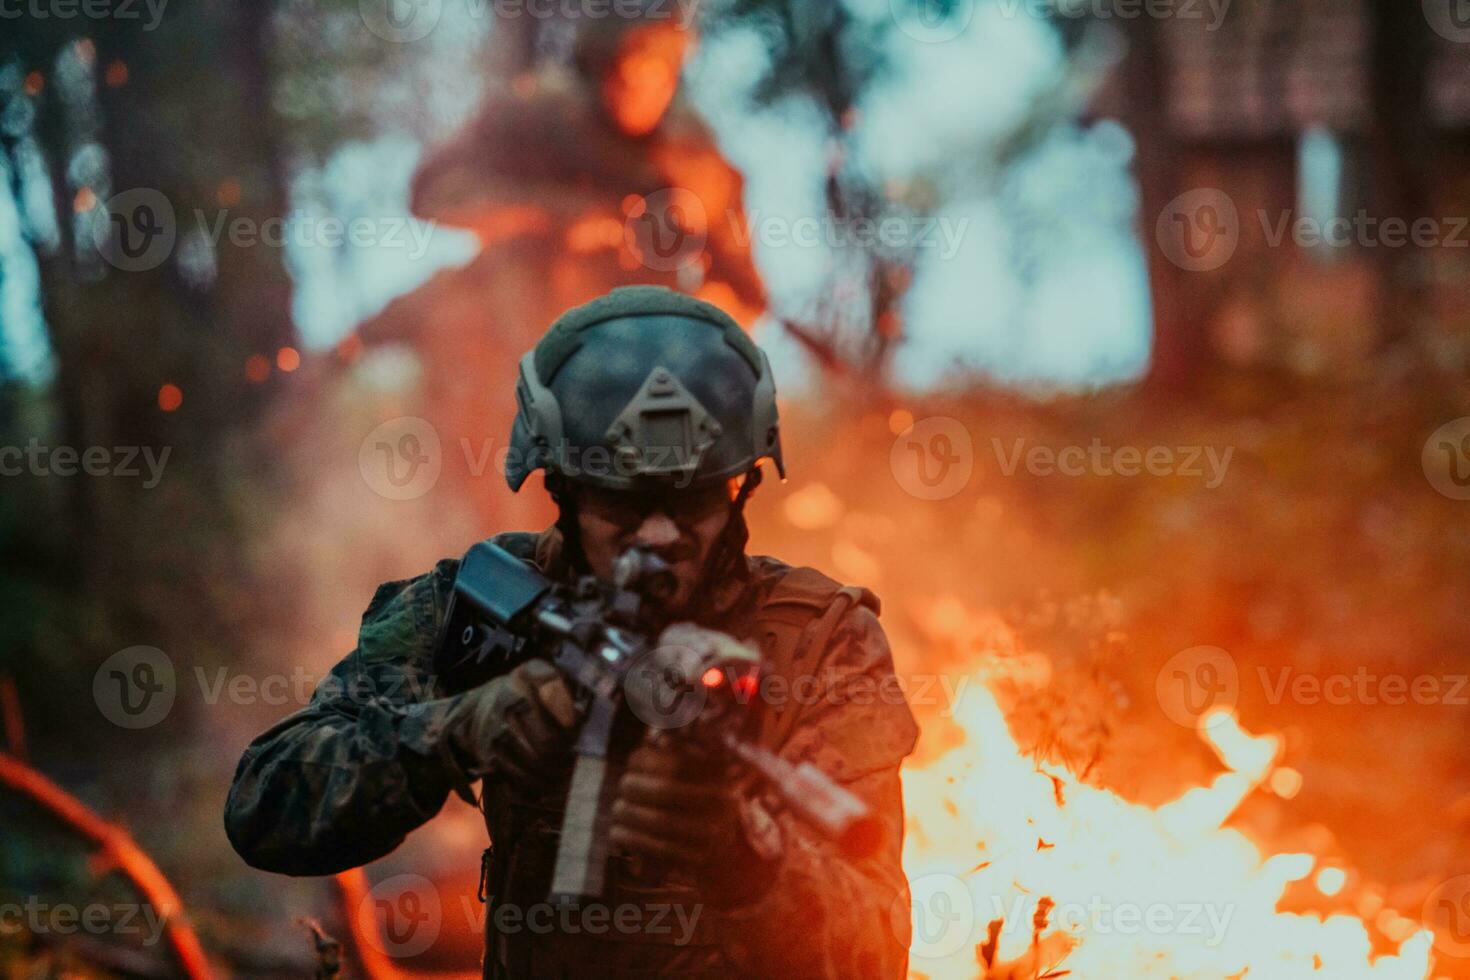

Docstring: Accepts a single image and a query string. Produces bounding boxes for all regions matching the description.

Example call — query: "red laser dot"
[701,667,724,688]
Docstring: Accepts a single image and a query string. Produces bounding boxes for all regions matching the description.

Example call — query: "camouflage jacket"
[225,529,919,979]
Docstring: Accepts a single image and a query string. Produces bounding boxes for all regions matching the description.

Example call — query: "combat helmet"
[506,285,784,494]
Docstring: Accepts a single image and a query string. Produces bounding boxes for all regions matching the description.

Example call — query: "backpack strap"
[751,566,879,752]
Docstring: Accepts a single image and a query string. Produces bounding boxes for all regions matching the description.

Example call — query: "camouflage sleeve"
[224,560,470,876]
[714,605,920,979]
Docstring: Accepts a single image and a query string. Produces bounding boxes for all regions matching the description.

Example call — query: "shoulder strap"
[752,567,878,751]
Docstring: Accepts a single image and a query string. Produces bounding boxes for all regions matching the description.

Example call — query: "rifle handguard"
[724,737,883,859]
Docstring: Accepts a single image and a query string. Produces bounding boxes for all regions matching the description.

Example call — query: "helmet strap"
[546,473,593,576]
[691,466,762,609]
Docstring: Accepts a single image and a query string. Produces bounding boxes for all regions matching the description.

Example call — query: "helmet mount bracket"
[604,365,721,481]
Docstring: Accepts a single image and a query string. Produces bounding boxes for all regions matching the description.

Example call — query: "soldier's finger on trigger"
[619,772,725,810]
[517,661,579,729]
[502,701,556,767]
[628,738,709,778]
[538,681,579,730]
[609,824,704,866]
[626,741,682,776]
[610,800,713,847]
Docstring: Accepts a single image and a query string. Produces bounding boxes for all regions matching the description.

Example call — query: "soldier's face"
[574,482,733,615]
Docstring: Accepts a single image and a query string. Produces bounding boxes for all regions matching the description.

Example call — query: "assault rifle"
[438,540,879,902]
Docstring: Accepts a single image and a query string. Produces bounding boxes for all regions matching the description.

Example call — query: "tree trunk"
[1365,0,1434,352]
[1125,17,1218,394]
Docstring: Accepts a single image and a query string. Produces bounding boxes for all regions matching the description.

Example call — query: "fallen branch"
[298,917,343,980]
[0,751,213,980]
[334,867,409,980]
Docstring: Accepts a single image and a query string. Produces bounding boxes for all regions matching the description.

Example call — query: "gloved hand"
[446,659,580,786]
[612,621,781,904]
[609,730,783,907]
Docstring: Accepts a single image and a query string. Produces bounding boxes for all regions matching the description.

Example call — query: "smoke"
[686,0,1152,390]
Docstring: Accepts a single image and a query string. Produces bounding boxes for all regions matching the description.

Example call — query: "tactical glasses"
[574,478,740,531]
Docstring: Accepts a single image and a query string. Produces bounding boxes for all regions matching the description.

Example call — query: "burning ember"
[899,668,1435,978]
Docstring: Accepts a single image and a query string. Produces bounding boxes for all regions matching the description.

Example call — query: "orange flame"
[900,661,1434,978]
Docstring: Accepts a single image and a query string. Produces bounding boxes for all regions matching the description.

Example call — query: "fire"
[565,212,625,254]
[900,666,1436,978]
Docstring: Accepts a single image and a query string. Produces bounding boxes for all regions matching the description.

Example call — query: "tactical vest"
[477,553,876,980]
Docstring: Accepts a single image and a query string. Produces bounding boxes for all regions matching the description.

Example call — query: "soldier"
[224,286,920,978]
